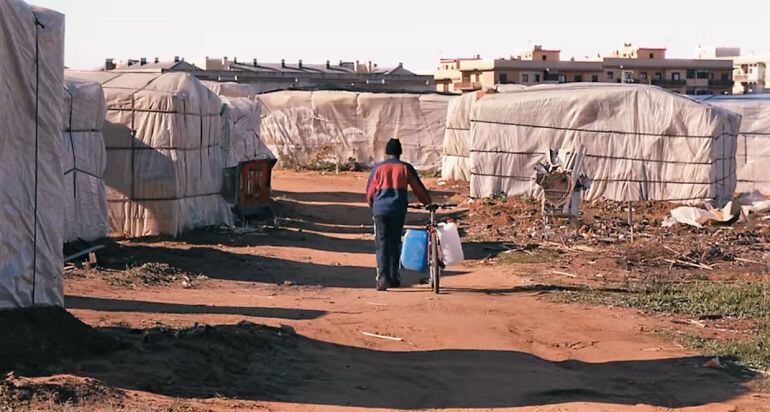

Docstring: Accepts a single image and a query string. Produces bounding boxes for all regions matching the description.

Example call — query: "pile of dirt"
[91,322,297,399]
[0,307,124,375]
[459,195,770,285]
[0,375,124,410]
[105,262,205,288]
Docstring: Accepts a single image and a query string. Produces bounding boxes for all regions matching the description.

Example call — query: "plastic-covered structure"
[258,91,451,171]
[219,96,276,168]
[65,71,232,237]
[697,94,770,194]
[442,86,526,181]
[62,77,109,242]
[0,1,65,308]
[202,81,261,100]
[469,84,740,203]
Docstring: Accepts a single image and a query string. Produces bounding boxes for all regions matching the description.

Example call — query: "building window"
[592,75,599,82]
[499,73,508,84]
[558,75,566,83]
[654,72,662,80]
[640,72,648,80]
[542,55,547,61]
[535,74,541,82]
[522,73,530,82]
[672,72,681,81]
[721,73,729,82]
[575,75,583,82]
[607,71,614,80]
[649,53,654,59]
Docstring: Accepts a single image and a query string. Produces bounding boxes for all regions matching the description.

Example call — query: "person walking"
[366,138,432,291]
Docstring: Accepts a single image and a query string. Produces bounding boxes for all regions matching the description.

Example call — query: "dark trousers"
[373,212,406,286]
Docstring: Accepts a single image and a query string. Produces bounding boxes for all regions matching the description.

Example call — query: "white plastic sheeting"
[442,86,526,181]
[257,91,451,170]
[697,95,770,194]
[65,71,232,237]
[469,84,740,203]
[219,96,276,168]
[201,81,282,100]
[62,78,109,243]
[0,2,65,308]
[202,81,260,100]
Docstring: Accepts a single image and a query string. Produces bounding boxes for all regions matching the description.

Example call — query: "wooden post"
[628,200,634,243]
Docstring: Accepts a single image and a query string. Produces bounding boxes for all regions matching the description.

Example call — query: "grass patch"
[655,329,770,391]
[418,169,442,179]
[497,251,549,265]
[558,281,770,321]
[553,280,770,391]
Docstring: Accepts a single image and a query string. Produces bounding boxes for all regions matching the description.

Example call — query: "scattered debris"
[704,356,723,369]
[664,259,714,271]
[362,331,404,342]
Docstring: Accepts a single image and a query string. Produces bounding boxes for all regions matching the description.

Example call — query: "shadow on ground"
[272,189,457,205]
[64,296,325,320]
[97,242,467,289]
[8,316,756,410]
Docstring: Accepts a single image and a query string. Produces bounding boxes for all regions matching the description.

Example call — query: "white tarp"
[62,78,109,243]
[0,1,65,308]
[203,81,260,100]
[206,89,276,167]
[202,81,283,100]
[65,71,232,237]
[442,86,526,181]
[696,95,770,194]
[257,91,451,170]
[469,84,740,203]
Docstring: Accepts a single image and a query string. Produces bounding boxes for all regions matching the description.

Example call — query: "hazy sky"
[33,0,770,74]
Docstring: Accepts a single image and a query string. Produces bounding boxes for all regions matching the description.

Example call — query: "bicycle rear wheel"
[430,231,440,294]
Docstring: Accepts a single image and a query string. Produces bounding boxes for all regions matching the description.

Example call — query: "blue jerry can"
[401,229,429,273]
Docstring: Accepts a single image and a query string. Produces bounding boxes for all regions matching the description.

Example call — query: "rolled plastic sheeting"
[65,71,232,237]
[62,77,109,243]
[0,1,65,308]
[469,84,741,204]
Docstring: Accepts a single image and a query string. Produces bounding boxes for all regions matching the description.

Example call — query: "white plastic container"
[437,222,464,266]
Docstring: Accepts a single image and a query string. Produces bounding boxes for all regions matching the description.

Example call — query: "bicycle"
[409,203,456,294]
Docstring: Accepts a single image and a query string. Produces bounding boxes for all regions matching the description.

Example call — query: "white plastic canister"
[437,222,464,266]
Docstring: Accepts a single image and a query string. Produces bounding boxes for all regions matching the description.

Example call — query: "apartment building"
[697,47,768,94]
[436,44,734,95]
[105,56,435,93]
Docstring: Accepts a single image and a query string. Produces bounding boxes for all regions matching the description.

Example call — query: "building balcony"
[708,79,734,87]
[735,74,750,82]
[652,79,686,86]
[454,81,482,91]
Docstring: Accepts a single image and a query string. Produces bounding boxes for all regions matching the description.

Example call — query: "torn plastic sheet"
[665,191,770,228]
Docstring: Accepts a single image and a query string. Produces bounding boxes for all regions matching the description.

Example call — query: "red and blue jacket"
[366,158,432,216]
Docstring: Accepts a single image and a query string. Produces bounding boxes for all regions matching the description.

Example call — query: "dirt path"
[60,170,769,411]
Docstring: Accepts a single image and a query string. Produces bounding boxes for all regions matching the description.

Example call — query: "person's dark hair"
[385,138,403,156]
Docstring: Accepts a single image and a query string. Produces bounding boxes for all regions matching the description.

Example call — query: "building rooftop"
[602,58,734,70]
[111,60,200,73]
